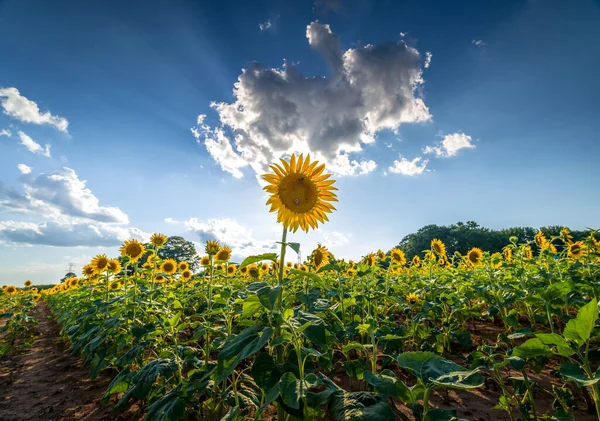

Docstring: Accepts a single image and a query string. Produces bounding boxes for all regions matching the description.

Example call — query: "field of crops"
[1,154,600,421]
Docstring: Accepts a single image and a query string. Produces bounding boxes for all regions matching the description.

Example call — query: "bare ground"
[0,301,142,421]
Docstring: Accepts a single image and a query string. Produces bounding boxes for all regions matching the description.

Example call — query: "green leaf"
[289,269,326,289]
[279,372,303,410]
[363,370,418,404]
[252,352,281,391]
[396,351,484,390]
[564,298,598,346]
[328,391,396,421]
[145,388,186,421]
[216,326,274,381]
[535,333,575,357]
[290,310,328,346]
[287,242,301,254]
[257,285,282,311]
[560,363,600,386]
[116,359,178,409]
[424,408,461,421]
[238,253,277,269]
[241,295,262,319]
[540,281,573,302]
[512,338,552,359]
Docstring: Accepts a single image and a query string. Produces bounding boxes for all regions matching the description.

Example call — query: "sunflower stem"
[276,226,288,421]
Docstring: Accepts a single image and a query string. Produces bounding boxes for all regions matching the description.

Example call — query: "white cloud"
[0,87,69,132]
[0,220,148,247]
[423,132,475,158]
[388,155,428,176]
[17,164,32,175]
[164,217,178,224]
[259,19,272,31]
[17,131,51,157]
[472,40,485,47]
[320,230,350,247]
[424,52,433,68]
[0,129,11,137]
[184,217,277,259]
[192,21,431,179]
[0,167,129,224]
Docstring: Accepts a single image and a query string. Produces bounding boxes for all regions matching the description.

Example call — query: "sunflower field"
[3,154,600,421]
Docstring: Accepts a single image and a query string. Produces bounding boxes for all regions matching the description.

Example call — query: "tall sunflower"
[161,259,178,275]
[150,233,168,248]
[107,259,122,274]
[24,280,32,288]
[431,239,447,257]
[91,254,110,274]
[568,241,586,259]
[215,246,232,262]
[178,261,190,272]
[227,265,237,276]
[467,248,483,265]
[120,239,146,262]
[82,264,95,278]
[181,270,192,281]
[262,154,338,232]
[390,248,406,266]
[411,255,421,267]
[205,240,220,256]
[312,244,330,269]
[365,253,376,267]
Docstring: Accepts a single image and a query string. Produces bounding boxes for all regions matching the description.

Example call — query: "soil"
[0,301,142,421]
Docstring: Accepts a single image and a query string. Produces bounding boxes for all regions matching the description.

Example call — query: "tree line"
[396,221,595,259]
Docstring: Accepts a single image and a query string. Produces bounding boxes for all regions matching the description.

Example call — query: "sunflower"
[205,240,220,255]
[406,292,420,304]
[348,260,355,268]
[150,233,168,248]
[161,259,178,275]
[91,254,110,274]
[522,245,533,259]
[346,268,356,277]
[411,255,421,267]
[491,252,503,268]
[107,259,122,274]
[181,270,192,280]
[82,264,95,277]
[286,262,293,268]
[312,244,330,269]
[216,264,224,271]
[155,275,165,284]
[32,293,42,301]
[262,153,338,233]
[390,248,406,266]
[239,265,249,276]
[109,281,120,290]
[535,231,549,249]
[377,250,386,261]
[431,239,446,257]
[215,246,232,262]
[5,285,16,294]
[30,287,38,293]
[120,239,146,262]
[467,248,483,265]
[568,241,586,259]
[178,261,190,272]
[560,227,573,244]
[300,264,308,272]
[365,253,376,267]
[260,262,269,273]
[24,280,32,288]
[503,246,513,262]
[200,256,210,266]
[248,264,260,278]
[227,265,237,276]
[1,285,6,291]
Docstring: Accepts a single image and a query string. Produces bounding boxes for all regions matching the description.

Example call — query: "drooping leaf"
[535,333,574,357]
[560,363,600,386]
[396,351,484,390]
[239,254,277,269]
[145,388,186,421]
[512,338,552,359]
[279,372,303,410]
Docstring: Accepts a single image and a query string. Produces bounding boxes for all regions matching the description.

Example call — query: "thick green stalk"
[276,227,288,421]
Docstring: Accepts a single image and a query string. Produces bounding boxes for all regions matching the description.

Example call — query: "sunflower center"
[126,244,143,257]
[278,173,318,214]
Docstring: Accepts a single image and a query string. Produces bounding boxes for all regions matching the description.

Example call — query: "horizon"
[1,0,599,285]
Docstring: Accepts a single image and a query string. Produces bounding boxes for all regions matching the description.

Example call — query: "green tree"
[158,236,201,271]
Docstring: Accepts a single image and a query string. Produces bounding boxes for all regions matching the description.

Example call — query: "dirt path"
[0,301,141,421]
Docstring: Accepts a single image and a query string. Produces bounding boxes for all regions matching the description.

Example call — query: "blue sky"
[1,0,599,285]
